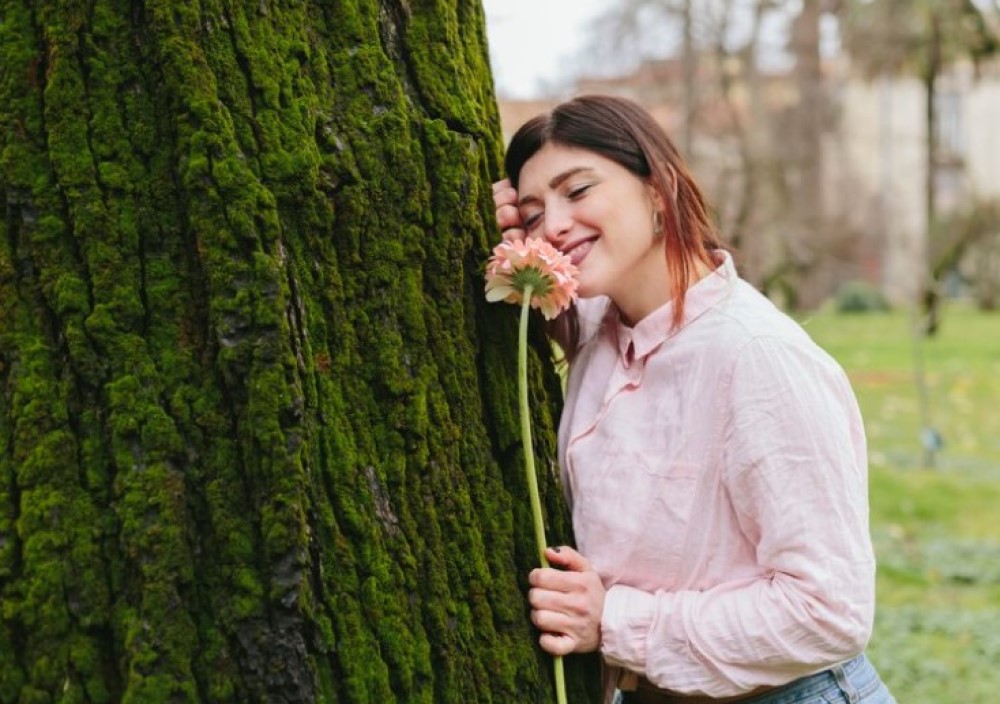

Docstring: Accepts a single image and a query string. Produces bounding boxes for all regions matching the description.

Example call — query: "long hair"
[504,95,724,356]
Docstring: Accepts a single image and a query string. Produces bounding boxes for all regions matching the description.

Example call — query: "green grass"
[801,306,1000,704]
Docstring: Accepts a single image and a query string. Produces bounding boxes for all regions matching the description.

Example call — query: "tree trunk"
[784,0,825,308]
[680,0,696,158]
[0,1,594,702]
[920,8,942,334]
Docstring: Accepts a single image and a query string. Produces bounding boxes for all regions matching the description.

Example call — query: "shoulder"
[702,280,843,380]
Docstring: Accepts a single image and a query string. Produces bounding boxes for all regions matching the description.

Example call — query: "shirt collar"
[611,250,736,367]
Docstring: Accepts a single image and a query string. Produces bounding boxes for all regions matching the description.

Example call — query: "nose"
[542,201,572,244]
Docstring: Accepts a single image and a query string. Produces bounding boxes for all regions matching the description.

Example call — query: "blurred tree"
[581,0,700,153]
[0,1,591,702]
[840,0,1000,467]
[839,0,1000,332]
[935,199,1000,310]
[759,0,829,309]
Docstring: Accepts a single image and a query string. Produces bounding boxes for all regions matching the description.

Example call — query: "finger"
[528,586,574,612]
[537,610,602,655]
[539,631,578,657]
[492,178,512,195]
[529,567,572,588]
[492,185,519,209]
[531,606,576,633]
[533,590,594,624]
[545,545,591,572]
[502,227,526,243]
[496,203,523,231]
[530,567,589,593]
[527,586,545,608]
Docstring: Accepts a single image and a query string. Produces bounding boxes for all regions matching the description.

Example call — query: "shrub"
[835,280,890,313]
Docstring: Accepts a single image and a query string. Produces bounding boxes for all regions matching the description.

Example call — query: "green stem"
[518,285,568,704]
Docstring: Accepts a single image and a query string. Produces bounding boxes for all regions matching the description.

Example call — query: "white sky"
[482,0,611,99]
[481,1,846,100]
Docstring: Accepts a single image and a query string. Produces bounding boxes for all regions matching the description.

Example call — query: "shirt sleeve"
[599,334,876,696]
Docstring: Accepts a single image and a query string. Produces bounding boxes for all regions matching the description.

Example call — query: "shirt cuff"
[600,584,660,674]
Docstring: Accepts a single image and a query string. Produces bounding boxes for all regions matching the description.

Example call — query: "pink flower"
[484,239,579,319]
[486,236,575,704]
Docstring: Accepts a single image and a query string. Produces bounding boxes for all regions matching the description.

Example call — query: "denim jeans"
[617,653,896,704]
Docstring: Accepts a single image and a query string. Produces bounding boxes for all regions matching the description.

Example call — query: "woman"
[492,95,895,704]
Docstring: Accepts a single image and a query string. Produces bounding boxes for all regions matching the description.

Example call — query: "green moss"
[0,0,595,701]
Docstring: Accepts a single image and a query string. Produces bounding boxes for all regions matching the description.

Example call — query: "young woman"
[492,95,896,704]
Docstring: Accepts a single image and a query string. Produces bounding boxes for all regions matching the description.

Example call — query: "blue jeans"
[617,653,896,704]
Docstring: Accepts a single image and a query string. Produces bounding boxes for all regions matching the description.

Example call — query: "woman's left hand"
[528,546,606,655]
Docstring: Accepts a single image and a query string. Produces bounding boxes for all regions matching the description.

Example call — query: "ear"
[647,162,679,203]
[661,162,680,203]
[647,184,667,214]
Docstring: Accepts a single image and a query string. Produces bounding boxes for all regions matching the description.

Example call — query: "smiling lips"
[563,236,597,267]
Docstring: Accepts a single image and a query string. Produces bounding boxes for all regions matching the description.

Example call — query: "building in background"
[840,61,1000,306]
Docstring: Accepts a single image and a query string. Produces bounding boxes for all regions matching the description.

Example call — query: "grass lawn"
[801,306,1000,704]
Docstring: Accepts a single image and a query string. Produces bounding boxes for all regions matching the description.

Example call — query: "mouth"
[563,236,598,267]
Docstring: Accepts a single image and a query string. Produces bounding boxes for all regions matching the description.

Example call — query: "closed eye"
[521,211,543,231]
[567,184,592,199]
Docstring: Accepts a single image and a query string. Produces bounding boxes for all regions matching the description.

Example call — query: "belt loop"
[831,661,859,704]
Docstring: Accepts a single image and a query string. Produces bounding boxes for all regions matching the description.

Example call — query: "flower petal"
[484,237,579,316]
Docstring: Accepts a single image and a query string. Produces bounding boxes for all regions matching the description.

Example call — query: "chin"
[575,276,605,300]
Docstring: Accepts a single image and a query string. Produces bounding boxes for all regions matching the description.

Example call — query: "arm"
[600,336,875,696]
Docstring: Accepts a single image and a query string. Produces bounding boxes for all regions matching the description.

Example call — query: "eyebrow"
[517,167,596,207]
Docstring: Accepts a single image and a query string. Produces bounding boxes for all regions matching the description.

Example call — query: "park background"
[0,1,997,702]
[484,1,1000,701]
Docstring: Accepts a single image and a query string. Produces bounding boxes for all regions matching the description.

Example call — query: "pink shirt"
[560,252,875,698]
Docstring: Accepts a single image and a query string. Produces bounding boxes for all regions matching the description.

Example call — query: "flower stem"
[518,285,568,704]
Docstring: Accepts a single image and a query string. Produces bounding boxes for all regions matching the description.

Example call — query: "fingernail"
[551,546,561,553]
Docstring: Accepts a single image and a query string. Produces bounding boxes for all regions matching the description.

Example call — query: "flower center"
[510,267,553,297]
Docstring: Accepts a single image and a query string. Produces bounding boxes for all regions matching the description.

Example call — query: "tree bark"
[920,8,942,334]
[784,0,826,309]
[0,1,594,702]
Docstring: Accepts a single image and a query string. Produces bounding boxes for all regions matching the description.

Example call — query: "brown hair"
[505,94,724,356]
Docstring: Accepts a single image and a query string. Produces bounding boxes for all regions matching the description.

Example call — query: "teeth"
[569,239,595,266]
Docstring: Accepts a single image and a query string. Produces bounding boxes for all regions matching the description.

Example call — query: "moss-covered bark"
[0,1,597,701]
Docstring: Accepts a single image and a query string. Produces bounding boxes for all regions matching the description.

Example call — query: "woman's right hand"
[492,178,526,243]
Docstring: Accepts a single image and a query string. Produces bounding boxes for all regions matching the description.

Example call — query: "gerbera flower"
[485,238,579,319]
[484,236,578,704]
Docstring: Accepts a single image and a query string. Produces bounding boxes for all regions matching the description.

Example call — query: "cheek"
[574,200,612,228]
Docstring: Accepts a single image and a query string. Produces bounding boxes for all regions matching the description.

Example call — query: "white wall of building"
[839,76,928,304]
[966,84,1000,200]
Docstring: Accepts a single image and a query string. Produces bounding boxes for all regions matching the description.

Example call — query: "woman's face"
[516,142,670,322]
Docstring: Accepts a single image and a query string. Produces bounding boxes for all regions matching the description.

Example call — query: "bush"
[835,280,890,313]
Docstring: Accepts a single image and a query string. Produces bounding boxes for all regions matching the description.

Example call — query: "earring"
[652,210,664,238]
